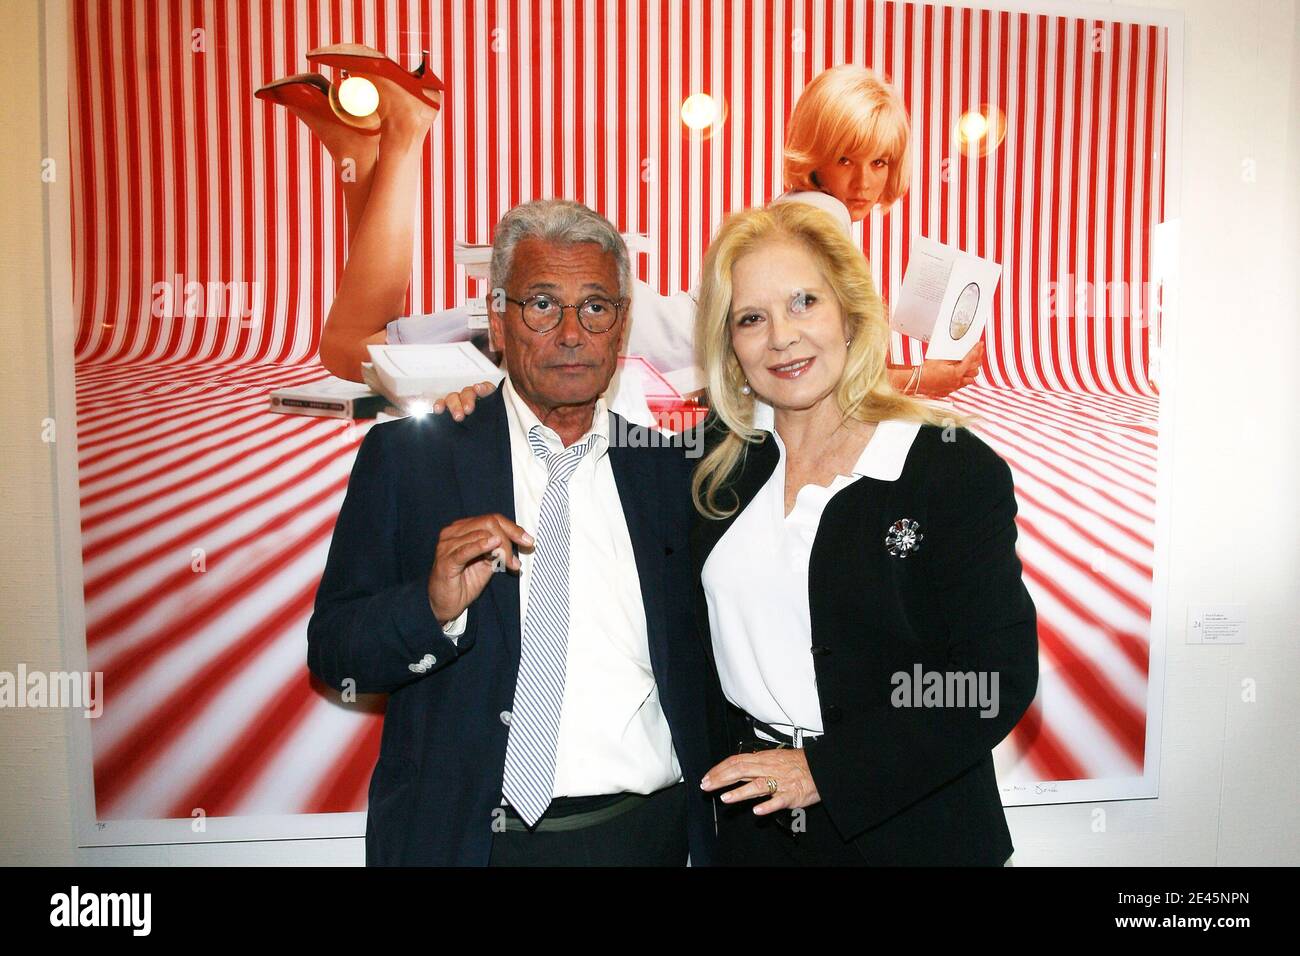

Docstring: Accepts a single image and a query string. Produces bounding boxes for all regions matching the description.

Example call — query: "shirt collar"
[752,397,920,482]
[502,375,611,461]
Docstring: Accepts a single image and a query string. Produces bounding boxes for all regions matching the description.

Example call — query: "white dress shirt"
[467,377,678,797]
[700,399,921,740]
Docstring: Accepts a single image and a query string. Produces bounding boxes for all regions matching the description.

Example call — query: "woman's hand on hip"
[700,749,821,814]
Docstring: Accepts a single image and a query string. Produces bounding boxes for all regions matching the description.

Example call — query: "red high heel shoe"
[254,72,381,135]
[306,43,444,110]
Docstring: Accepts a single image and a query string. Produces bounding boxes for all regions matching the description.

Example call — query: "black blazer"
[307,389,718,866]
[689,419,1039,865]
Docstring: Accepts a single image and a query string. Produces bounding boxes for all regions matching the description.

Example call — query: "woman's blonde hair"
[692,201,956,519]
[782,65,911,210]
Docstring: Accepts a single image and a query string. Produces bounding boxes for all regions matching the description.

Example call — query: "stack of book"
[268,375,391,420]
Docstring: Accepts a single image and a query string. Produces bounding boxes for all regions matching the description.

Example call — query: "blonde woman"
[690,201,1036,865]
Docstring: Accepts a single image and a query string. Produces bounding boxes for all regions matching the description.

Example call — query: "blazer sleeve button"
[810,645,830,656]
[824,704,843,724]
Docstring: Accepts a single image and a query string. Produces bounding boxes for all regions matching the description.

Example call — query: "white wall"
[1,0,1296,866]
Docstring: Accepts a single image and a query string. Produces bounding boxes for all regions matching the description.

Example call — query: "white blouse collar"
[751,397,921,482]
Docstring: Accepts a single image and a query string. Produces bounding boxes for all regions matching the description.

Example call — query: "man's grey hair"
[489,198,631,300]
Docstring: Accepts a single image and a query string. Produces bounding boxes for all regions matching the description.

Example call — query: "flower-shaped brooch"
[885,519,923,558]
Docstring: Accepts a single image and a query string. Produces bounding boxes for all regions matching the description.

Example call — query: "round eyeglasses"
[502,293,626,334]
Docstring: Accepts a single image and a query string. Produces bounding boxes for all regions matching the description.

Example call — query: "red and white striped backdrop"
[67,0,1168,821]
[70,0,1166,394]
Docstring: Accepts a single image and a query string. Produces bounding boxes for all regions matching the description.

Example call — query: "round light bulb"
[337,76,380,118]
[957,110,989,143]
[680,93,720,130]
[956,105,1007,157]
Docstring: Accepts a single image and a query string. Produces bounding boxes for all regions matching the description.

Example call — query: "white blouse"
[701,399,921,740]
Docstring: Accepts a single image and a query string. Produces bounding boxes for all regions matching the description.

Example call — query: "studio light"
[337,75,380,118]
[680,93,720,130]
[956,104,1007,157]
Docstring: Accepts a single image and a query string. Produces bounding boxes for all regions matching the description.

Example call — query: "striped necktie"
[501,425,598,826]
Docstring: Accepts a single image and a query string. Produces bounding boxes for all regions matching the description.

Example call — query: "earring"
[845,338,853,346]
[740,381,752,395]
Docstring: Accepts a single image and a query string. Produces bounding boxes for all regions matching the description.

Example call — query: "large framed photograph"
[43,0,1180,846]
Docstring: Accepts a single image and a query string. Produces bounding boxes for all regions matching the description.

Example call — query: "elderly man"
[307,198,718,866]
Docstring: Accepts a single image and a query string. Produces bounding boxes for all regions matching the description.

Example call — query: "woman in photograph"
[257,55,979,402]
[688,199,1036,865]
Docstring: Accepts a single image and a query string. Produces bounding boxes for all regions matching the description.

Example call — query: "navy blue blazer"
[690,419,1039,865]
[307,389,718,866]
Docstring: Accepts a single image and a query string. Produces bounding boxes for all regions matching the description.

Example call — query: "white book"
[452,241,493,281]
[890,236,1002,361]
[365,343,506,407]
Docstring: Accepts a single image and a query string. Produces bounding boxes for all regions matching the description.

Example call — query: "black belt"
[505,792,627,819]
[499,786,675,833]
[728,703,822,751]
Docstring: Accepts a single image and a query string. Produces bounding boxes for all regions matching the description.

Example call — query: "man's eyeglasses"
[502,293,626,334]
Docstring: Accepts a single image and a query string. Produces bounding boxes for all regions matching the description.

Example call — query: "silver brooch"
[408,653,436,674]
[885,519,923,557]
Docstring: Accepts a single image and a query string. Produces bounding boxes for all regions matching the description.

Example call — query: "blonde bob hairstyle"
[782,64,911,210]
[692,201,956,519]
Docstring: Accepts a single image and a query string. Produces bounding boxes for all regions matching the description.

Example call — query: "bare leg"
[318,81,440,381]
[281,104,379,244]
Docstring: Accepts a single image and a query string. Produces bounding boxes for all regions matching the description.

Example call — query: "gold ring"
[765,776,779,794]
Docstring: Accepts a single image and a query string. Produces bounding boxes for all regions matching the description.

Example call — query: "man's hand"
[428,513,533,623]
[700,748,821,814]
[431,380,498,421]
[918,341,983,397]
